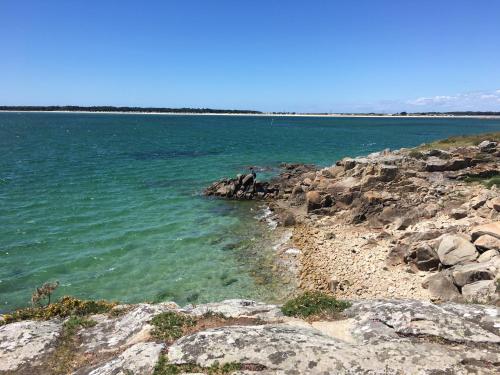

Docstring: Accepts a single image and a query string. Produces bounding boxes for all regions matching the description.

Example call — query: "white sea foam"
[255,205,278,230]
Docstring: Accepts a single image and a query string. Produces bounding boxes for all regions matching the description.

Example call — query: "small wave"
[255,206,278,230]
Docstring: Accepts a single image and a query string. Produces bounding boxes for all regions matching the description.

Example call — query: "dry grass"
[414,132,500,151]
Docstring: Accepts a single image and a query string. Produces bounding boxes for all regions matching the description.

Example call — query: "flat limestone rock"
[78,302,177,352]
[0,320,62,372]
[168,323,500,374]
[184,299,282,321]
[344,299,500,344]
[83,342,164,375]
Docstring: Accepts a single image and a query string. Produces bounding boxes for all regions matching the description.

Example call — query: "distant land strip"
[1,106,500,116]
[0,106,262,114]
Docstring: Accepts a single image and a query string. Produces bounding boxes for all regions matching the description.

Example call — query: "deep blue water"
[1,112,500,311]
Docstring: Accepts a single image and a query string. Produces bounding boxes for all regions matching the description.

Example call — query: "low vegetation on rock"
[153,355,256,375]
[151,310,265,344]
[0,296,116,325]
[45,316,99,374]
[414,132,500,151]
[151,311,196,341]
[281,291,351,319]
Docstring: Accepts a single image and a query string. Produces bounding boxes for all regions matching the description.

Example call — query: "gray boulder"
[449,208,467,220]
[406,243,440,271]
[425,157,470,172]
[471,222,500,241]
[478,249,499,263]
[437,235,478,266]
[422,272,462,301]
[451,261,497,287]
[474,234,500,251]
[462,280,498,304]
[478,140,498,152]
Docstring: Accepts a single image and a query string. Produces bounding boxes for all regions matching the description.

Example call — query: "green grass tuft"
[150,311,196,341]
[464,175,500,188]
[63,315,97,335]
[281,291,351,319]
[153,355,244,375]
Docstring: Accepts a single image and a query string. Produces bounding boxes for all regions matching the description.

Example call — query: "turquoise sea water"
[1,112,500,311]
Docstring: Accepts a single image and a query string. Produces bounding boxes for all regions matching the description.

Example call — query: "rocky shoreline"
[207,137,500,305]
[1,134,500,374]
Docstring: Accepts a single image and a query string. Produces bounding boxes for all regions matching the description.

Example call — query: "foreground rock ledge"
[1,299,499,374]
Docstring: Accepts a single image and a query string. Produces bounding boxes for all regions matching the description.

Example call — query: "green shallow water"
[1,113,500,311]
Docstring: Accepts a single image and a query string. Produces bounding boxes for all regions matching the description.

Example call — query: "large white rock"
[437,235,478,266]
[86,342,164,375]
[0,320,62,372]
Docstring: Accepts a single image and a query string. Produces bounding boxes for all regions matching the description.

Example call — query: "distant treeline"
[0,106,262,114]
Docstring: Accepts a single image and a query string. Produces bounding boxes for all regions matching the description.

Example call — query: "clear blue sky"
[1,0,500,112]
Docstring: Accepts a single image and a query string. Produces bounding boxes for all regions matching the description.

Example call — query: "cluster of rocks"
[402,222,499,303]
[203,164,317,200]
[1,299,499,374]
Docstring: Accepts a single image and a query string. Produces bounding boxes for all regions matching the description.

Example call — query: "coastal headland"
[1,133,499,374]
[206,132,500,304]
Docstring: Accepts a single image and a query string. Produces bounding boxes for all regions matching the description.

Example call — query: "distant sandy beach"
[2,110,500,119]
